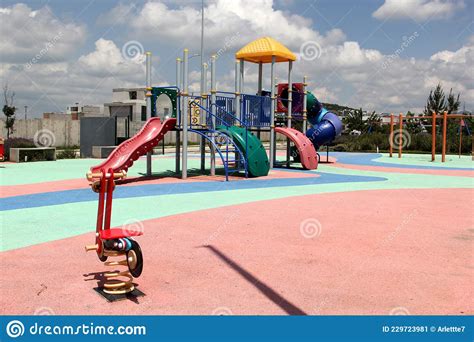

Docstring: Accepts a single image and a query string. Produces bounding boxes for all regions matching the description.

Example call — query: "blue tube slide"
[305,92,343,148]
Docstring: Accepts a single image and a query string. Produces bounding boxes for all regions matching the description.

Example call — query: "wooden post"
[389,113,394,157]
[431,111,436,162]
[459,119,463,158]
[398,113,402,158]
[442,110,447,162]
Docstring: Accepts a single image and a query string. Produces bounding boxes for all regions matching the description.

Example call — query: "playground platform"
[0,152,472,315]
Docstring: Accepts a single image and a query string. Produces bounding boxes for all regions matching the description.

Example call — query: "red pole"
[431,111,436,161]
[389,113,394,157]
[442,111,447,162]
[95,169,107,257]
[104,168,115,230]
[398,113,402,158]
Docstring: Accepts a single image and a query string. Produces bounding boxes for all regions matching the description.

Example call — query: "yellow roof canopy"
[235,37,296,63]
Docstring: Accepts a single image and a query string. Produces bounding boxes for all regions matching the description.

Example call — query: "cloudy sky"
[1,0,473,117]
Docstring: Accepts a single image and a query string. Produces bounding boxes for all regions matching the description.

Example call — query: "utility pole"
[24,105,27,120]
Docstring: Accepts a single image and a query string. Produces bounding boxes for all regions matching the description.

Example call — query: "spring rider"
[85,168,145,301]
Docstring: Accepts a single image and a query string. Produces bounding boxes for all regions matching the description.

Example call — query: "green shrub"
[57,148,77,159]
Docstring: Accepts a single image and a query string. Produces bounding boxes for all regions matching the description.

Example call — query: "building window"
[71,106,78,112]
[129,91,137,100]
[141,106,147,121]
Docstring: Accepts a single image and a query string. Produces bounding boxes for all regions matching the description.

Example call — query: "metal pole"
[175,57,182,174]
[199,0,205,173]
[210,55,217,176]
[200,0,204,100]
[235,60,241,122]
[257,61,263,139]
[240,60,244,96]
[389,113,394,157]
[145,51,152,176]
[302,76,307,133]
[269,56,276,168]
[258,62,263,95]
[431,111,436,162]
[442,110,447,162]
[398,113,402,158]
[273,76,278,164]
[286,61,293,167]
[200,62,208,172]
[182,49,189,179]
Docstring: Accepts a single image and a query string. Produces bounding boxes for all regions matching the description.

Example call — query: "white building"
[66,104,103,118]
[104,88,147,122]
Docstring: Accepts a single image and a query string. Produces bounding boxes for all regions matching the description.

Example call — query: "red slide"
[275,127,318,170]
[90,117,176,174]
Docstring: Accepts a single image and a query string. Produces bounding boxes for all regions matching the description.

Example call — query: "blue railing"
[241,94,271,127]
[188,99,248,179]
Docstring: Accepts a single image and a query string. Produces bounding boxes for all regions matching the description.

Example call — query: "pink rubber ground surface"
[1,188,471,315]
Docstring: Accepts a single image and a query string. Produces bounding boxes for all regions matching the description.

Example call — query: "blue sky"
[1,0,473,116]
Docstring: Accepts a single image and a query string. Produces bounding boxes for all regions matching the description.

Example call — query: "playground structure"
[389,111,472,162]
[84,37,342,298]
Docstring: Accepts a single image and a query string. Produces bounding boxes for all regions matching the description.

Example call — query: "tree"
[446,88,460,114]
[365,111,382,133]
[423,83,461,115]
[423,83,445,116]
[2,84,16,139]
[344,108,365,132]
[405,111,424,134]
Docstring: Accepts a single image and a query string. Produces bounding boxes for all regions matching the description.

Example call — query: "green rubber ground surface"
[375,153,473,168]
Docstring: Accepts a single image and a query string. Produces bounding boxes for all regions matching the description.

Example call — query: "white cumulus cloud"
[373,0,465,21]
[0,3,86,63]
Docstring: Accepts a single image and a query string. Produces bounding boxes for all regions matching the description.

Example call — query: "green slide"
[217,125,270,177]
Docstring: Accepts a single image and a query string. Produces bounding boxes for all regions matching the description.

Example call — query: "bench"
[9,147,56,162]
